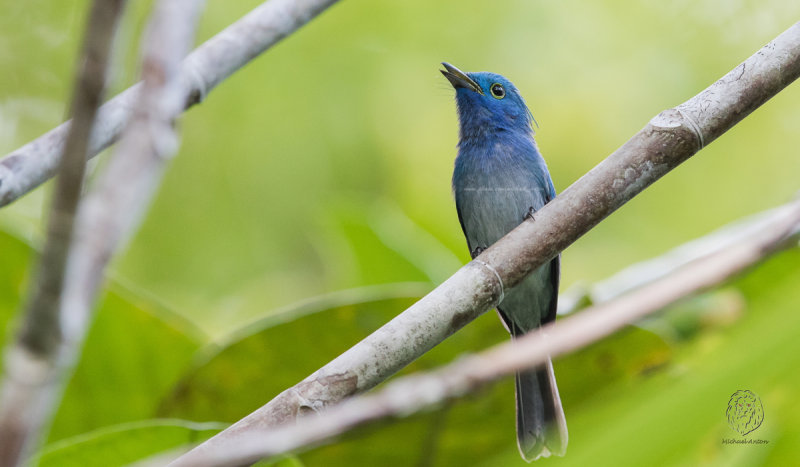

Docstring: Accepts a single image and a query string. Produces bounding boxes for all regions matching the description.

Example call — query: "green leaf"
[0,230,34,374]
[33,419,226,467]
[158,283,431,421]
[48,287,204,441]
[556,324,673,409]
[252,455,306,467]
[0,223,206,443]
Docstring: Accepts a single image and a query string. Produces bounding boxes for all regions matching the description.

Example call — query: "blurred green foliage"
[1,0,799,465]
[33,419,226,467]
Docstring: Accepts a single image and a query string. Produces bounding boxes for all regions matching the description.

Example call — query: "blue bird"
[441,62,567,461]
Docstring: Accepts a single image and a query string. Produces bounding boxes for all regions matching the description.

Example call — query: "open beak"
[440,62,484,95]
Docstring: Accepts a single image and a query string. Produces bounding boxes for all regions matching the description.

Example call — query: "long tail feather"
[515,358,568,461]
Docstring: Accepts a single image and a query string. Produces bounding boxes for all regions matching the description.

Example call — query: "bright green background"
[1,1,799,465]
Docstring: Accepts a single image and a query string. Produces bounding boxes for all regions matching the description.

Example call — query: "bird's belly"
[454,180,554,332]
[456,184,546,250]
[501,263,554,331]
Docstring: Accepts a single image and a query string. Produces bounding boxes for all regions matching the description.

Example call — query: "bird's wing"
[542,181,559,324]
[454,195,477,257]
[543,255,560,324]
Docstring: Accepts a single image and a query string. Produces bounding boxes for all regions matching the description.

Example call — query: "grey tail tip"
[518,434,567,463]
[520,447,561,463]
[515,361,568,462]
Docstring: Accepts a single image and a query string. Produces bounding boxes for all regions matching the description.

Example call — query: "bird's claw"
[471,246,485,259]
[523,206,537,221]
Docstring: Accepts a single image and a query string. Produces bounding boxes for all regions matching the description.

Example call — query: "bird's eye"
[490,83,505,99]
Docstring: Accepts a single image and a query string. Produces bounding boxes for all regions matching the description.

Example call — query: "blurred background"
[1,0,799,465]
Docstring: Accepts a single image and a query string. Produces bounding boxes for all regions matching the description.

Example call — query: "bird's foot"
[471,246,485,259]
[523,206,537,221]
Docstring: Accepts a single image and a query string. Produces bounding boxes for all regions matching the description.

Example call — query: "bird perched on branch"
[441,62,567,461]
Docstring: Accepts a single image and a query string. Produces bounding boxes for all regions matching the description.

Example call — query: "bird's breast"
[453,141,552,250]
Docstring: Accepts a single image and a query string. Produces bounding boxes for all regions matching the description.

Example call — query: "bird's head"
[441,62,535,140]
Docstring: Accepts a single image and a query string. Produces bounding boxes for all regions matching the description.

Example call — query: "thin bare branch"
[0,1,126,464]
[558,202,800,314]
[61,0,204,349]
[0,0,341,208]
[0,0,206,463]
[170,21,800,465]
[173,198,800,467]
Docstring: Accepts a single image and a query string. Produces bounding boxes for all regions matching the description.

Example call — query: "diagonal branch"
[0,1,126,464]
[558,202,800,315]
[0,0,207,464]
[169,21,800,466]
[60,0,204,355]
[172,198,800,467]
[0,0,341,208]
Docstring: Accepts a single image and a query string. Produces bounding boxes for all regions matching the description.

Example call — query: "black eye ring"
[490,83,505,99]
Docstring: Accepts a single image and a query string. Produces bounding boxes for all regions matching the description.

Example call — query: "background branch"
[171,21,800,466]
[558,201,800,314]
[0,0,340,208]
[0,1,126,464]
[0,0,205,464]
[60,0,204,356]
[172,198,800,467]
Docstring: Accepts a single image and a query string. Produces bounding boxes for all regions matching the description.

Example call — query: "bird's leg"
[471,246,485,259]
[523,206,537,221]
